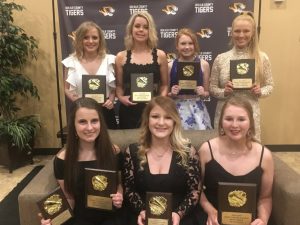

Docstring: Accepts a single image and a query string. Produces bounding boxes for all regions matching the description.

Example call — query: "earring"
[220,128,225,135]
[246,130,251,137]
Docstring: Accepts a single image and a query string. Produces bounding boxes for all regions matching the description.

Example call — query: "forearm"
[256,197,272,224]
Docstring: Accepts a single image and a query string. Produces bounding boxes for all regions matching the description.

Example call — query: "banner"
[57,0,254,124]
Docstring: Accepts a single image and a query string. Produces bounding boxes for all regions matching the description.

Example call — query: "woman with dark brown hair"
[41,97,123,225]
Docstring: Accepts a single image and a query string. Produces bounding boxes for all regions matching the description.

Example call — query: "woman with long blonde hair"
[210,11,274,141]
[122,96,200,225]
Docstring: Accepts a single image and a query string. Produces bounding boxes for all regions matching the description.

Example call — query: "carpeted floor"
[0,165,43,225]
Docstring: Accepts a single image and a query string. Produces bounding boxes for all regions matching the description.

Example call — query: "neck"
[222,136,249,155]
[178,55,196,62]
[83,52,99,61]
[132,42,150,52]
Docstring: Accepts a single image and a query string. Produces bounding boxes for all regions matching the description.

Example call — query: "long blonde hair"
[138,96,190,169]
[230,12,264,84]
[124,11,158,50]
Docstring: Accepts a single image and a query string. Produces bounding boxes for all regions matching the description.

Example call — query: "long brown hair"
[64,97,116,196]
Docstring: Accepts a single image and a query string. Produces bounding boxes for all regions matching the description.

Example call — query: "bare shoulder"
[253,143,273,167]
[115,50,126,63]
[198,137,217,162]
[156,48,167,58]
[113,144,120,154]
[56,148,66,160]
[200,58,209,67]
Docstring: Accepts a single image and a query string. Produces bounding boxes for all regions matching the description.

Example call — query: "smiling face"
[221,105,250,141]
[75,107,101,144]
[176,34,195,60]
[148,105,175,140]
[231,19,254,49]
[82,27,100,54]
[132,16,149,43]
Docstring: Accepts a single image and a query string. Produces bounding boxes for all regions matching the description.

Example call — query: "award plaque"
[37,187,73,225]
[145,192,172,225]
[177,61,199,93]
[230,59,255,89]
[82,75,106,103]
[130,73,153,103]
[218,182,257,225]
[85,168,117,210]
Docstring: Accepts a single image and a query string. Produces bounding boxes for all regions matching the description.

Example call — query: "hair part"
[72,21,107,59]
[124,11,158,50]
[138,96,190,169]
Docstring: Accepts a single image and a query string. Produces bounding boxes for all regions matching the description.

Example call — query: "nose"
[86,122,94,130]
[158,117,165,125]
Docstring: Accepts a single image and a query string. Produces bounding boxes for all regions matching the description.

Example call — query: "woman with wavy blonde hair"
[115,12,168,129]
[122,96,201,225]
[62,21,118,129]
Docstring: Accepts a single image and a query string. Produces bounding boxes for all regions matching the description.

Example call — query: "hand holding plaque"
[218,182,257,225]
[85,168,117,210]
[130,73,153,103]
[37,187,73,225]
[82,75,106,103]
[177,61,199,94]
[230,59,255,89]
[145,192,172,225]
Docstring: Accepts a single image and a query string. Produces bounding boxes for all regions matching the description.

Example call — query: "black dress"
[53,155,123,225]
[122,143,201,225]
[196,141,264,225]
[118,49,161,129]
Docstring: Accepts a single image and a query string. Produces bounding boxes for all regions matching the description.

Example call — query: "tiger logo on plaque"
[82,75,106,103]
[37,188,73,225]
[236,63,249,75]
[146,192,172,225]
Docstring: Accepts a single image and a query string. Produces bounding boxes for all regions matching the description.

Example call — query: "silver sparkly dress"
[210,47,274,141]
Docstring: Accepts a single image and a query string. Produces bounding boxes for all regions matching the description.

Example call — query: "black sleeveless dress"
[196,141,264,224]
[118,49,161,129]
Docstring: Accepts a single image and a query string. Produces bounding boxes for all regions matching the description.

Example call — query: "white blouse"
[62,54,116,97]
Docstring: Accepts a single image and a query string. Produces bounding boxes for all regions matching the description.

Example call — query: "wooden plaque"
[82,75,106,103]
[177,61,199,93]
[145,192,172,225]
[230,59,255,89]
[218,182,257,225]
[130,73,153,102]
[85,168,117,211]
[37,187,73,225]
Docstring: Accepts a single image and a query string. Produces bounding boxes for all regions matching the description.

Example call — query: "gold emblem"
[136,77,148,88]
[228,190,247,207]
[92,175,108,191]
[149,196,167,216]
[88,79,101,90]
[236,63,249,75]
[183,65,194,77]
[99,6,115,16]
[43,194,62,215]
[162,4,178,15]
